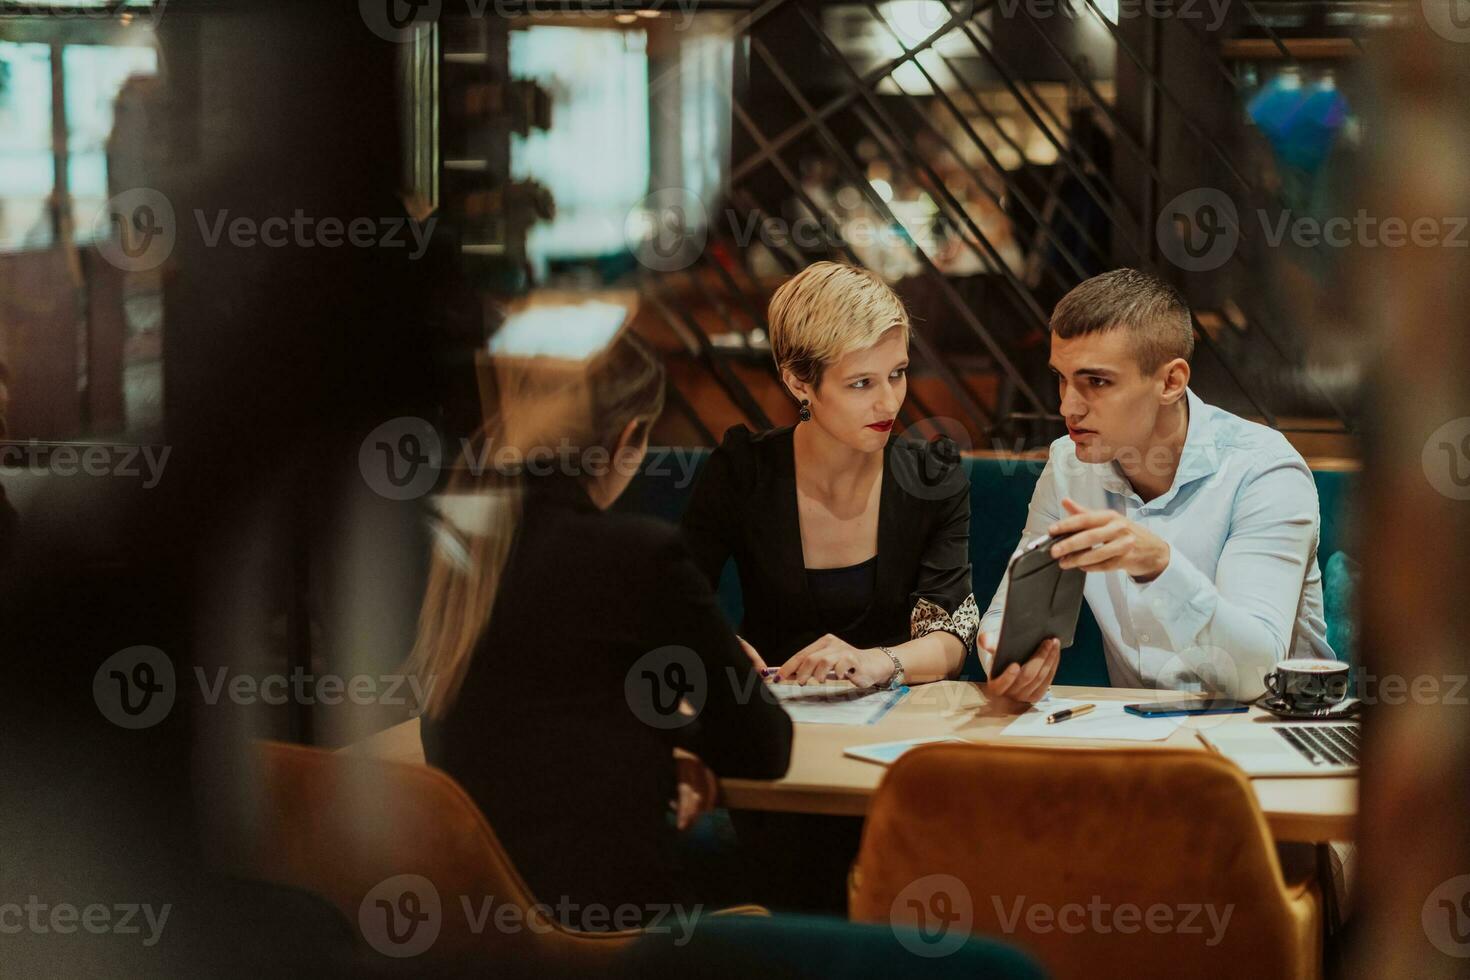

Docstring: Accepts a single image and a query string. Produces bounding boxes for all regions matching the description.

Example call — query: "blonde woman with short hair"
[682,262,979,688]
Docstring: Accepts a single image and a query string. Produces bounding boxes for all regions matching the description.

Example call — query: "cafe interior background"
[1,0,1467,976]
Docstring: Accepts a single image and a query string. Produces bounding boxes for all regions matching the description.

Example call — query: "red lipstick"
[866,420,894,432]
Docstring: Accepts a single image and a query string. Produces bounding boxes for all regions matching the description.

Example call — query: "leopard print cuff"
[911,594,980,650]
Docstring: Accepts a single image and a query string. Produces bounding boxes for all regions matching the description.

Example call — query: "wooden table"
[720,682,1357,844]
[344,682,1356,844]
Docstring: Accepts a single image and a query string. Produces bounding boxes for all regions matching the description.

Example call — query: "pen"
[1045,703,1096,725]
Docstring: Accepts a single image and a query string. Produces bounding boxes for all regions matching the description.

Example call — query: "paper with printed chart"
[998,697,1178,742]
[768,683,910,725]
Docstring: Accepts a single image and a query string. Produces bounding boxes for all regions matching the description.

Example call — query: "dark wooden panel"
[82,247,128,435]
[0,248,81,440]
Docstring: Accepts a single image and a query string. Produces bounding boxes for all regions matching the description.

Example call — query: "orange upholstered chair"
[211,740,763,971]
[848,743,1321,980]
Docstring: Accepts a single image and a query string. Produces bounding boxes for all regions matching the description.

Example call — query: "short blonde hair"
[767,262,910,386]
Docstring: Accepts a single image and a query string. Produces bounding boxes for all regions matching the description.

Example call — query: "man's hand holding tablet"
[979,519,1086,703]
[981,632,1061,703]
[982,499,1174,704]
[1048,497,1170,580]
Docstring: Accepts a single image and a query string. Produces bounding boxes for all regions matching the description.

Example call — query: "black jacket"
[421,475,792,922]
[681,425,978,668]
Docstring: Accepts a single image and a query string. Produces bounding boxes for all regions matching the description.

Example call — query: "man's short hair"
[768,261,910,387]
[1050,268,1194,373]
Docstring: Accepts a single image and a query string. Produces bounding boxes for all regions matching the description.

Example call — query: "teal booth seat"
[618,911,1044,979]
[618,451,1359,686]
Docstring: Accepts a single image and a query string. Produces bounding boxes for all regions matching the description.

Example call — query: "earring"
[798,398,812,423]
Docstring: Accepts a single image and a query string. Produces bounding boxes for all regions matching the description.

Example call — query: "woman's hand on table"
[777,634,894,688]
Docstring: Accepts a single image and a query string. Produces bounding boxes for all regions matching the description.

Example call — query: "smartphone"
[1123,698,1250,718]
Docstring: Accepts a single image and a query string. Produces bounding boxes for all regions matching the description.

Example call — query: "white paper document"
[769,684,909,725]
[998,697,1178,742]
[843,735,968,765]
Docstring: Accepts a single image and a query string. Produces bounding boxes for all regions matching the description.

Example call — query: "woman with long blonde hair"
[406,332,791,926]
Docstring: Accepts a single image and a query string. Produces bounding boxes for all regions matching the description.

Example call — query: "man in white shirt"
[980,269,1334,702]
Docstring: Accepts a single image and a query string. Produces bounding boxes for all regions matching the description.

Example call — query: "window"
[0,42,56,251]
[510,26,651,280]
[0,23,162,442]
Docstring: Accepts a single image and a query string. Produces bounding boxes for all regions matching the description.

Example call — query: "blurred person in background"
[410,333,792,928]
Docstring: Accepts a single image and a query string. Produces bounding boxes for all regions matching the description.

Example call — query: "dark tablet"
[990,532,1085,679]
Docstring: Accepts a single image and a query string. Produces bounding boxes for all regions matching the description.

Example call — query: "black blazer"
[422,475,792,922]
[681,425,979,668]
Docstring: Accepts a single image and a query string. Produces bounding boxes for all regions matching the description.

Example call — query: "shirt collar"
[1095,388,1221,507]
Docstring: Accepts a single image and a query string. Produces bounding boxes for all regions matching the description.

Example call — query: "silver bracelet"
[879,645,906,690]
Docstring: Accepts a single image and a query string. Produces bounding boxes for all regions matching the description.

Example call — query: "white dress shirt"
[980,388,1335,699]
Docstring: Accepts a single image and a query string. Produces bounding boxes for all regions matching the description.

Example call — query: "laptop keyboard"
[1274,723,1360,768]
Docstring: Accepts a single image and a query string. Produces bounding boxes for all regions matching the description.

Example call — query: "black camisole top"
[805,555,877,634]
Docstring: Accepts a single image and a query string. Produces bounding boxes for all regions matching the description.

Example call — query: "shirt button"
[1140,633,1152,644]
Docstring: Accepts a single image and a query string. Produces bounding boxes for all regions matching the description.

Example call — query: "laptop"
[1201,721,1360,777]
